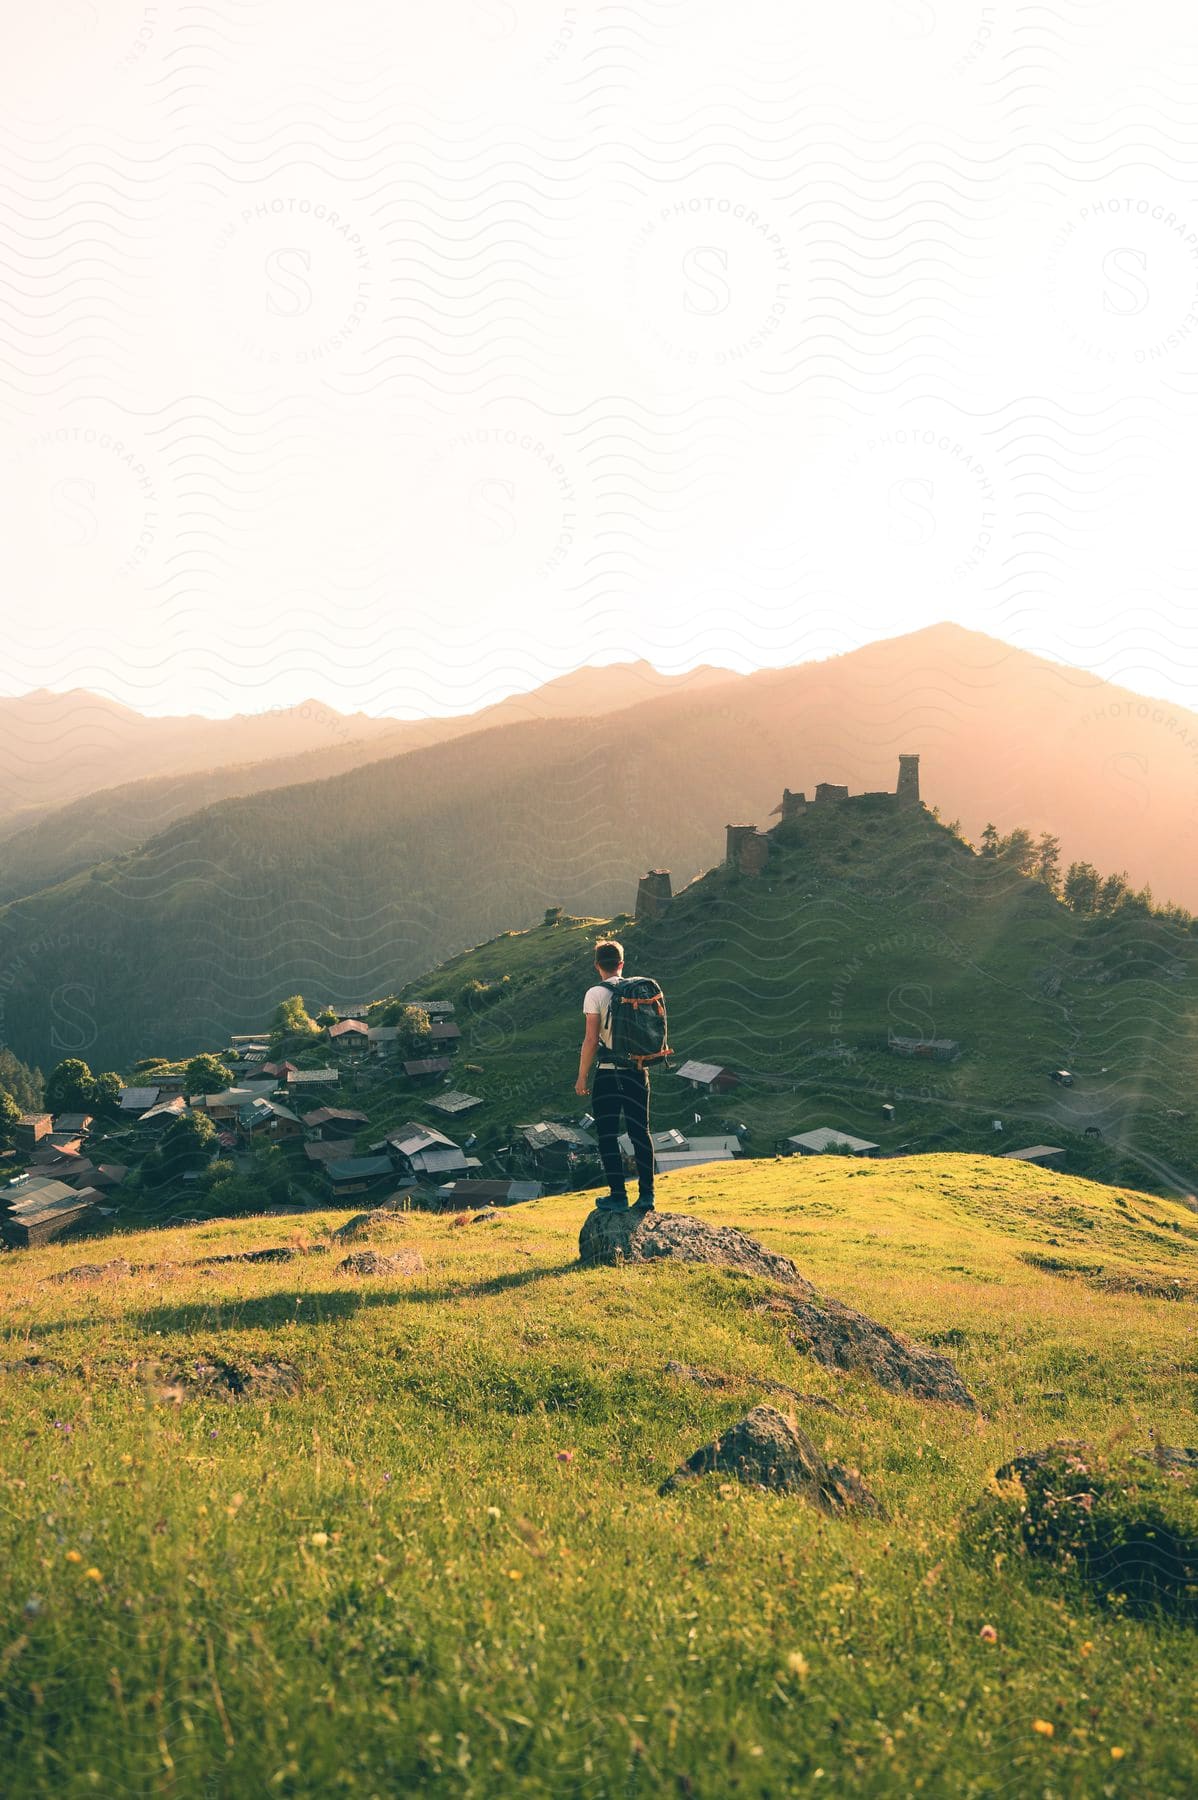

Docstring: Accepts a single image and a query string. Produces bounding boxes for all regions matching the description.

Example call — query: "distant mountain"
[0,661,735,900]
[0,687,397,833]
[0,624,1195,1073]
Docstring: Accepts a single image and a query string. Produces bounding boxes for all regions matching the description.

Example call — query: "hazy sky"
[3,2,1198,718]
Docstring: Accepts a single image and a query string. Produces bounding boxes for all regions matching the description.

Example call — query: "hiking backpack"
[601,976,672,1070]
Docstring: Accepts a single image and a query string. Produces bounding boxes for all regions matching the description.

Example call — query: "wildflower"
[486,1505,501,1520]
[1110,1746,1125,1760]
[508,1569,523,1580]
[119,1454,133,1467]
[1079,1641,1093,1656]
[979,1624,998,1644]
[382,1473,391,1483]
[310,1531,329,1548]
[556,1449,575,1465]
[1032,1719,1054,1738]
[785,1652,809,1680]
[84,1568,102,1583]
[65,1551,82,1565]
[209,1430,218,1439]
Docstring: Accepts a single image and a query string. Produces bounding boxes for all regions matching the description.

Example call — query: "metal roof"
[787,1127,880,1153]
[1001,1146,1066,1160]
[435,1179,543,1203]
[426,1091,484,1114]
[285,1068,339,1083]
[410,1148,481,1174]
[675,1060,732,1085]
[516,1121,597,1151]
[389,1120,460,1156]
[325,1156,395,1181]
[119,1087,160,1109]
[403,1057,454,1076]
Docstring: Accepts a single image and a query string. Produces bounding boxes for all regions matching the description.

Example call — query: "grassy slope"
[1,1157,1195,1798]
[370,801,1198,1194]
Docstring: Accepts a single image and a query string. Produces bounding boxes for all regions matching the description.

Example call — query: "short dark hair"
[594,940,624,972]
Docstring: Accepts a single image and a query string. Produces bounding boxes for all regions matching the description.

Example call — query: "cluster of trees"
[0,1048,44,1148]
[976,824,1193,923]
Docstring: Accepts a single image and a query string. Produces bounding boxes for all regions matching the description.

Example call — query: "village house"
[323,1155,396,1200]
[427,1021,462,1050]
[403,1055,454,1081]
[263,1059,299,1080]
[616,1127,743,1175]
[366,1026,401,1058]
[1048,1069,1075,1087]
[385,1122,481,1182]
[674,1060,740,1094]
[425,1091,483,1117]
[237,1098,304,1143]
[1002,1145,1067,1169]
[1,1176,99,1247]
[119,1086,160,1113]
[509,1121,599,1182]
[301,1106,368,1140]
[304,1139,354,1168]
[785,1127,882,1157]
[14,1113,53,1152]
[285,1067,340,1092]
[409,999,455,1017]
[200,1084,275,1124]
[136,1095,187,1132]
[327,1019,369,1052]
[51,1112,93,1136]
[434,1178,543,1207]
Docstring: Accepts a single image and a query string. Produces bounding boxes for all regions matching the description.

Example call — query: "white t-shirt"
[583,981,617,1051]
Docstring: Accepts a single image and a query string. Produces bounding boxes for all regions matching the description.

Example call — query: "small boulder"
[579,1208,813,1292]
[333,1208,409,1241]
[47,1259,133,1284]
[659,1404,882,1514]
[766,1291,978,1411]
[337,1249,425,1278]
[146,1358,302,1403]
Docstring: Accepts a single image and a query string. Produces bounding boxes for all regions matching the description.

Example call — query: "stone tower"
[771,788,808,823]
[896,753,921,809]
[725,824,770,877]
[635,869,673,922]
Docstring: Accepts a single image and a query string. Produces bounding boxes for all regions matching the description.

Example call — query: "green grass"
[2,1155,1195,1797]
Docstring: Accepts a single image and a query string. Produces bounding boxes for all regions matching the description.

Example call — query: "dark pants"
[592,1064,653,1200]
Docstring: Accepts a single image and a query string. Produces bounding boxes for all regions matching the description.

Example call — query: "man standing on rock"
[575,939,655,1213]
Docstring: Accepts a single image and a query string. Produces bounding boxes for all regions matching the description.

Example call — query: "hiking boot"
[595,1193,630,1212]
[631,1194,656,1212]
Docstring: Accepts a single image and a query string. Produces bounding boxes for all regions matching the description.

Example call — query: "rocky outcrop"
[659,1404,882,1513]
[332,1208,410,1242]
[337,1249,425,1278]
[579,1207,814,1292]
[579,1207,976,1410]
[757,1292,977,1411]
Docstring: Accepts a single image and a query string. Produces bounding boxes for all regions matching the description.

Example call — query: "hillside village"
[2,752,1195,1249]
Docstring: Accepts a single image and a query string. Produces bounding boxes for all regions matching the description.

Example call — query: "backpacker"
[601,976,672,1070]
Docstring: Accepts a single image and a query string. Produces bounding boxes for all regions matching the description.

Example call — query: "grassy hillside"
[1,1157,1194,1797]
[3,623,1198,1073]
[363,799,1198,1197]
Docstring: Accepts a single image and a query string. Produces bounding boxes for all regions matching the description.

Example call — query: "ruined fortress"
[634,754,921,917]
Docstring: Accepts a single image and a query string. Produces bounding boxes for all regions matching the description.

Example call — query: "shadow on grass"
[23,1259,584,1341]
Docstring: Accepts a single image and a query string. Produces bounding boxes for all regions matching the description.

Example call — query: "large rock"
[333,1208,410,1242]
[337,1248,425,1278]
[761,1291,977,1411]
[659,1403,882,1513]
[579,1207,814,1292]
[580,1207,976,1410]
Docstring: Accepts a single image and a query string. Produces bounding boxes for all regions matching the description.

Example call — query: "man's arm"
[576,1011,601,1097]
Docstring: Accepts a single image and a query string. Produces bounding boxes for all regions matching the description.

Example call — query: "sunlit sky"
[3,2,1198,719]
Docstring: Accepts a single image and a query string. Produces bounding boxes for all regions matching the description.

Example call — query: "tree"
[979,823,1000,857]
[1097,870,1130,914]
[394,1005,433,1056]
[1034,833,1062,895]
[156,1110,218,1182]
[0,1090,20,1149]
[1063,861,1101,913]
[45,1058,97,1114]
[997,827,1037,876]
[315,1009,338,1028]
[0,1048,43,1113]
[272,995,318,1039]
[185,1053,233,1096]
[91,1071,123,1114]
